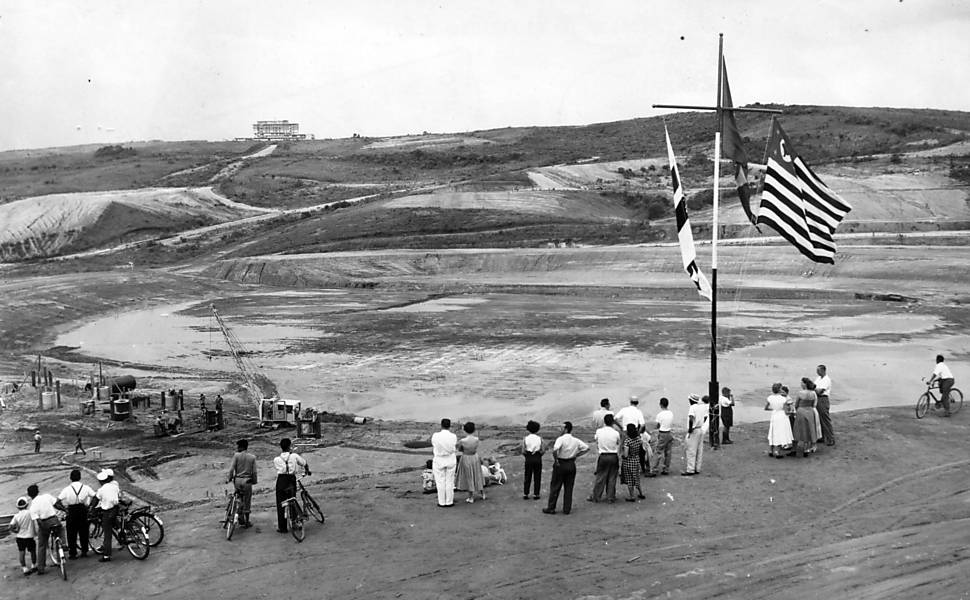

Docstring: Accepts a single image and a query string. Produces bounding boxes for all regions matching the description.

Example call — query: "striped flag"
[757,119,851,264]
[720,59,758,228]
[665,125,712,300]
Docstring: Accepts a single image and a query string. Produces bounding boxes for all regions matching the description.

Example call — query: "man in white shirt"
[274,438,310,533]
[614,396,646,433]
[27,483,66,574]
[649,397,675,475]
[543,422,589,515]
[587,414,621,503]
[430,418,458,508]
[58,469,95,559]
[928,354,956,417]
[591,398,613,430]
[814,364,835,446]
[94,469,121,562]
[682,394,708,476]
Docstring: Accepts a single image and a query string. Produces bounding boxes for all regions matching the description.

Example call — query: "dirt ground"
[1,244,969,599]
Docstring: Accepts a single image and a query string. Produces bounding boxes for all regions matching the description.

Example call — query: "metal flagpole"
[710,34,723,419]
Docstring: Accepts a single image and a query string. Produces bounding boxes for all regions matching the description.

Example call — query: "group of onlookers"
[765,364,835,458]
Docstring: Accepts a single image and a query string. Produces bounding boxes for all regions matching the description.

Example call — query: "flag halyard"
[665,125,713,300]
[757,119,851,264]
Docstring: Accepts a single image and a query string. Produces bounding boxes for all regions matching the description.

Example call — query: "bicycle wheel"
[301,490,325,524]
[56,539,67,580]
[124,523,150,560]
[287,503,305,542]
[133,513,164,547]
[916,393,930,419]
[948,388,963,414]
[224,496,237,541]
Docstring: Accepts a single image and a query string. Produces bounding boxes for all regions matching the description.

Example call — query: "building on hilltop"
[251,120,310,141]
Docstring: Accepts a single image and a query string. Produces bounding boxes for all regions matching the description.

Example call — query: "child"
[8,496,37,575]
[421,459,436,494]
[482,458,508,486]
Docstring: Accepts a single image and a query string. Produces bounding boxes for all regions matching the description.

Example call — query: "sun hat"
[16,496,29,509]
[688,393,701,403]
[629,395,639,404]
[96,468,114,482]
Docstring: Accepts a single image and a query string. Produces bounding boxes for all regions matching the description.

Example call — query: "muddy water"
[53,294,967,427]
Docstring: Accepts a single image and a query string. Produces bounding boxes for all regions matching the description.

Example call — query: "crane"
[210,305,299,427]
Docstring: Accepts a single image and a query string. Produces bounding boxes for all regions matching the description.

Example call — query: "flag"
[720,59,758,228]
[757,118,852,264]
[665,125,712,300]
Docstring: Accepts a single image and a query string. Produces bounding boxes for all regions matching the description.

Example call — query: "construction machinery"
[210,305,300,427]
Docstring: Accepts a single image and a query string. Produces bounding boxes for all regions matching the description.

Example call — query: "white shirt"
[431,429,458,459]
[274,451,308,475]
[934,362,954,380]
[655,409,674,432]
[522,433,543,454]
[687,403,708,433]
[28,493,58,521]
[552,433,589,459]
[591,408,613,429]
[594,426,621,453]
[9,510,36,539]
[96,481,122,510]
[614,405,645,430]
[59,482,96,507]
[719,394,734,408]
[814,374,832,396]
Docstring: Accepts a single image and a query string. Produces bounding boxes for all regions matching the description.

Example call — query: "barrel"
[41,391,56,409]
[96,386,111,401]
[111,399,131,421]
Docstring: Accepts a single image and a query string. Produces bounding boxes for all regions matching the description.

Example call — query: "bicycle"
[222,487,243,541]
[129,505,164,547]
[297,477,325,525]
[916,379,963,419]
[45,520,68,580]
[280,476,324,542]
[88,501,150,560]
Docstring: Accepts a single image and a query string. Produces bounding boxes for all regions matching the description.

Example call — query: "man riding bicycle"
[273,438,311,534]
[227,438,258,528]
[928,354,956,417]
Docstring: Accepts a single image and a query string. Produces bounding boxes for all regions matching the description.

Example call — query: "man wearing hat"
[615,396,646,469]
[33,430,41,453]
[682,394,708,476]
[94,469,121,562]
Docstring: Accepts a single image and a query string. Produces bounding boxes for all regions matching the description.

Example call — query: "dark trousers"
[100,506,118,557]
[940,378,955,414]
[66,505,90,557]
[546,458,576,513]
[591,453,619,501]
[275,474,296,532]
[817,395,835,444]
[523,453,542,497]
[651,431,673,473]
[36,516,65,572]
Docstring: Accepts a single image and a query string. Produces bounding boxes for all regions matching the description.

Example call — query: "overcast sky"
[1,0,968,151]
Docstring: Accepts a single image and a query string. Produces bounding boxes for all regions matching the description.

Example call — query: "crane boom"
[210,305,275,405]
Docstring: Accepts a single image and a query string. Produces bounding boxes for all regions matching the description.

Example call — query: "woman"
[455,422,486,503]
[792,377,820,457]
[765,383,794,458]
[520,420,543,500]
[620,423,645,501]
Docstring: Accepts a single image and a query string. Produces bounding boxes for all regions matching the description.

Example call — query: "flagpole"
[709,34,723,419]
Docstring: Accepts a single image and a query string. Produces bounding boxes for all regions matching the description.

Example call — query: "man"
[590,398,613,430]
[649,397,674,475]
[27,483,66,574]
[615,396,647,470]
[814,364,835,446]
[94,469,121,562]
[928,354,956,417]
[74,433,86,455]
[33,430,41,453]
[274,438,310,533]
[588,414,620,503]
[720,387,735,444]
[430,419,458,508]
[57,469,95,559]
[543,421,589,515]
[682,394,708,476]
[227,438,258,528]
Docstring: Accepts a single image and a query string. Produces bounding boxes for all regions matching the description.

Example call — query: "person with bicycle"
[273,438,310,534]
[26,483,66,575]
[928,354,955,417]
[57,468,96,559]
[227,438,258,528]
[94,468,121,562]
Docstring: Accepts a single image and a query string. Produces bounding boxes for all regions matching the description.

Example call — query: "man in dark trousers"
[74,433,86,455]
[227,439,258,527]
[543,422,589,515]
[57,469,95,558]
[273,438,310,533]
[814,364,835,446]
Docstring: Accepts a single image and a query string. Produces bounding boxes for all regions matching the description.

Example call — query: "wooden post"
[56,380,61,408]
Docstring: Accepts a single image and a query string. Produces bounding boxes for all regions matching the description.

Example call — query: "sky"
[1,0,969,151]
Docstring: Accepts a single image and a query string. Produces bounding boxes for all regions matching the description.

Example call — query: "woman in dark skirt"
[620,423,645,501]
[720,386,735,444]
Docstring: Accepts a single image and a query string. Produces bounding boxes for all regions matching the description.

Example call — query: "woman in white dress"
[765,382,794,458]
